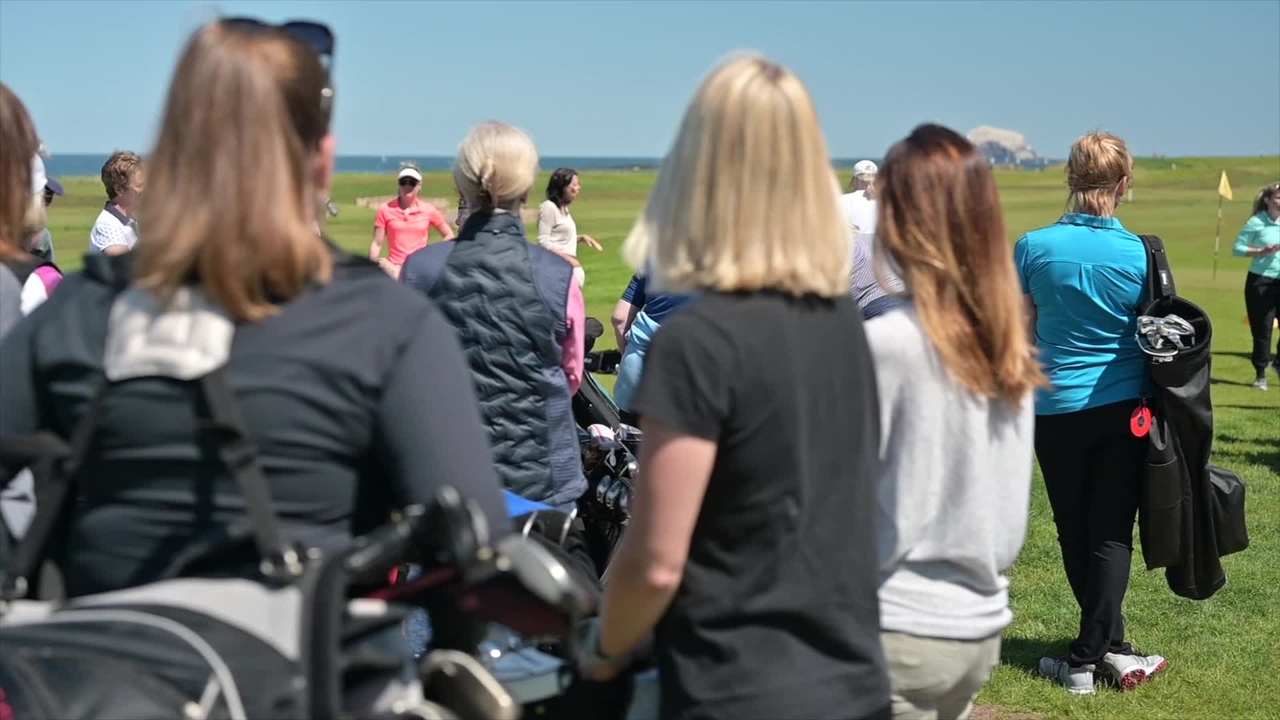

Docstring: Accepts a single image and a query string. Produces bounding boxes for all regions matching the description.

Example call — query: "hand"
[1262,244,1280,256]
[574,618,629,682]
[580,235,603,251]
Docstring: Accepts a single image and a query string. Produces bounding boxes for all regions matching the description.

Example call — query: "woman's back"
[1016,214,1149,414]
[635,291,887,718]
[866,306,1034,638]
[0,252,504,596]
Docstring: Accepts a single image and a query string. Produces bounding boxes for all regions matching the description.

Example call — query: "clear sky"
[1,0,1277,158]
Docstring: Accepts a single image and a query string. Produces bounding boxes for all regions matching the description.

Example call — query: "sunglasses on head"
[399,177,420,188]
[222,17,334,65]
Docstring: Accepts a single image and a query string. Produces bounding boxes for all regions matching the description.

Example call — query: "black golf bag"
[1133,235,1249,601]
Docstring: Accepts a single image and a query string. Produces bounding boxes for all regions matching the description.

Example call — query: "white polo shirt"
[840,190,878,236]
[89,202,139,254]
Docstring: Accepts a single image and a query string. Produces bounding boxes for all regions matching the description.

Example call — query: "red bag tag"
[1130,403,1153,438]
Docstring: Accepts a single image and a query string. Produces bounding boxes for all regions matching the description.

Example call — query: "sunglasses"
[222,17,335,108]
[399,177,420,188]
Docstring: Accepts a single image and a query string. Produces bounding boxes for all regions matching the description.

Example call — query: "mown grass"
[41,156,1280,717]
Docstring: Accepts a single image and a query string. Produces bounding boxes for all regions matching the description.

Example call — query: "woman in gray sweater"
[864,124,1048,720]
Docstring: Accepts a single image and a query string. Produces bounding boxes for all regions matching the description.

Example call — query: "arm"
[369,209,388,260]
[90,222,132,256]
[611,300,639,354]
[537,201,555,246]
[430,208,456,242]
[612,275,646,353]
[1233,217,1278,257]
[578,234,602,251]
[561,280,585,395]
[1013,237,1036,339]
[595,419,716,660]
[591,315,729,669]
[374,308,510,538]
[0,314,42,484]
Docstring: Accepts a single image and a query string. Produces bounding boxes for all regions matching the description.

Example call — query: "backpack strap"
[1139,234,1176,303]
[0,385,106,603]
[199,369,303,579]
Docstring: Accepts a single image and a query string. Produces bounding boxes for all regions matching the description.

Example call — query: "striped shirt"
[850,232,905,311]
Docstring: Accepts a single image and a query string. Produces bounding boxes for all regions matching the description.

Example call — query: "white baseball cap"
[31,154,48,195]
[853,160,878,176]
[397,166,423,183]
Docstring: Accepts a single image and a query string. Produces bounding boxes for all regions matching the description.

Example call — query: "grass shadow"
[1000,636,1074,676]
[1215,434,1280,474]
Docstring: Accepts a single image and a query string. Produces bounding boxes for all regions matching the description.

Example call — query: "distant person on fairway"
[841,159,879,236]
[1233,181,1280,390]
[1017,131,1168,695]
[89,150,144,255]
[538,167,601,289]
[368,160,454,278]
[867,124,1046,720]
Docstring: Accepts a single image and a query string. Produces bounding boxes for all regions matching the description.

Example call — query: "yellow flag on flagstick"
[1218,171,1233,201]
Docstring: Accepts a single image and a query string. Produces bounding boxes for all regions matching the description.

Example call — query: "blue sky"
[1,0,1277,158]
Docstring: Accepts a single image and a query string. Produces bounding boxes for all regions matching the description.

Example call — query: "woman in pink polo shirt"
[369,161,454,277]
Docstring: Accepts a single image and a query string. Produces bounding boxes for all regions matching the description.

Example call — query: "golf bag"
[1133,235,1249,601]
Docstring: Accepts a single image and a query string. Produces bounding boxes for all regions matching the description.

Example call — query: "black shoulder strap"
[199,369,302,579]
[1139,234,1176,303]
[0,386,105,602]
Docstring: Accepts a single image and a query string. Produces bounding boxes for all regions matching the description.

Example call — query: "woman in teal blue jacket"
[1233,182,1280,390]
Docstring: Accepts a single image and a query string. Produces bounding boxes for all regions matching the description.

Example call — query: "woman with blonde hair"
[867,124,1047,719]
[401,122,587,513]
[1232,181,1280,389]
[576,55,889,720]
[0,18,508,597]
[1017,131,1167,694]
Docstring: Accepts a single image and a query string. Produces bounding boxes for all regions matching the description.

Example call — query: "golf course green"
[36,156,1280,718]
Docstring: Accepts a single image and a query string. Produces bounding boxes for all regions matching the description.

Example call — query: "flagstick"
[1213,194,1222,282]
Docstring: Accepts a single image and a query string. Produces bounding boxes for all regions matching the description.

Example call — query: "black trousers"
[1245,271,1280,375]
[1034,399,1146,667]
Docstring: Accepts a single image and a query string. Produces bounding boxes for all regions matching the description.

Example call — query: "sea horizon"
[40,153,883,178]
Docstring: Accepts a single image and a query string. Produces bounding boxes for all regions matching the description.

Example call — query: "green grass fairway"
[40,157,1280,717]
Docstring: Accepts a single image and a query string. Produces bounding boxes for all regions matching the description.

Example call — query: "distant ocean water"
[42,153,876,178]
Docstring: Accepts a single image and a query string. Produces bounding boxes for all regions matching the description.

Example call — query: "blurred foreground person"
[868,124,1047,719]
[1017,132,1167,693]
[579,55,889,720]
[1232,182,1280,389]
[0,18,507,597]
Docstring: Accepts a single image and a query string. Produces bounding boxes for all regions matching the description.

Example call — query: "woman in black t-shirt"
[576,55,890,720]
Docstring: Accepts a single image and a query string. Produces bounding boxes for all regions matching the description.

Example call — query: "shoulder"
[1242,214,1266,230]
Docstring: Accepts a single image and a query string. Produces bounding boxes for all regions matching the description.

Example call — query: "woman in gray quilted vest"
[401,122,588,513]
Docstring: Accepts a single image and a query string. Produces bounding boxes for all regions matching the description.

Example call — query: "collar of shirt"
[1058,213,1126,231]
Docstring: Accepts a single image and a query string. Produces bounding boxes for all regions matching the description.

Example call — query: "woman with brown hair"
[0,84,45,328]
[576,54,889,720]
[1017,131,1167,694]
[866,124,1046,719]
[0,19,508,598]
[1232,181,1280,389]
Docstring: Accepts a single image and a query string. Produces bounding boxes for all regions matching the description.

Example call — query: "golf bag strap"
[1140,234,1176,301]
[199,369,302,580]
[0,384,106,602]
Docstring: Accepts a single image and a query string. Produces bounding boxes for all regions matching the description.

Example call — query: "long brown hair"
[132,21,334,322]
[877,124,1048,406]
[0,83,39,261]
[1252,182,1280,217]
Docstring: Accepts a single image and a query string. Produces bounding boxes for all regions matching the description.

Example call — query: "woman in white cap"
[368,160,454,277]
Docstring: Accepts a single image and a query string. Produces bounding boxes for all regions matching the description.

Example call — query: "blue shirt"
[620,274,694,325]
[1015,214,1150,416]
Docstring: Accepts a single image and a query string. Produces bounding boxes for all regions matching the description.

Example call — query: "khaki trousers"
[881,631,1002,720]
